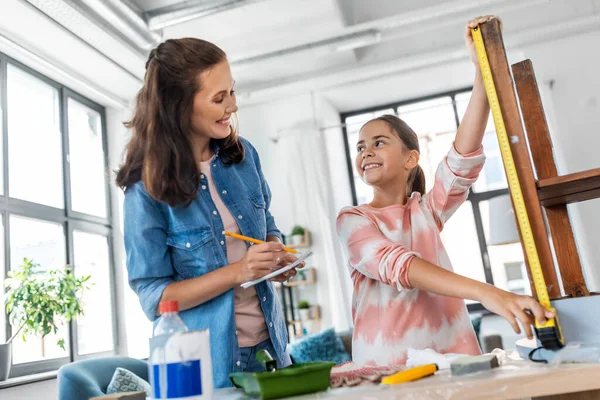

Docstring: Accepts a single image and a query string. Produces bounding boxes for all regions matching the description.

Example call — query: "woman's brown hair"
[365,115,426,197]
[115,38,244,207]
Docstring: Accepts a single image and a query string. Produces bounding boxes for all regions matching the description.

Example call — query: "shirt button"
[236,361,241,366]
[235,330,238,336]
[220,240,225,245]
[185,242,191,248]
[213,211,218,215]
[269,322,273,328]
[238,215,243,220]
[201,185,206,190]
[263,297,266,302]
[213,164,217,167]
[200,174,205,179]
[222,190,227,195]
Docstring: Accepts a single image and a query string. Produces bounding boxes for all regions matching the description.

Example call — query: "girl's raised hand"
[464,15,503,65]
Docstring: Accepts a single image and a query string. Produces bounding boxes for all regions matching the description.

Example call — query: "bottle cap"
[159,300,179,314]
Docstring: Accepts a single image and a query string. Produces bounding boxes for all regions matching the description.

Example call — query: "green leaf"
[3,258,91,345]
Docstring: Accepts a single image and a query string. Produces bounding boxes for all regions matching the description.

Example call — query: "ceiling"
[5,0,600,108]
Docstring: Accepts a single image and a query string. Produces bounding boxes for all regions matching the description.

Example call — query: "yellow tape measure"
[471,25,564,350]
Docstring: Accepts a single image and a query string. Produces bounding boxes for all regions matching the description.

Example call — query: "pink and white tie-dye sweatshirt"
[336,143,485,366]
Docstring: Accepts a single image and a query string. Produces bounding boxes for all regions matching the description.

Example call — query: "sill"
[0,370,57,390]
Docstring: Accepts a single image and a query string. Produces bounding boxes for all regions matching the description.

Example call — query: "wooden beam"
[480,20,561,299]
[512,60,589,298]
[538,168,600,206]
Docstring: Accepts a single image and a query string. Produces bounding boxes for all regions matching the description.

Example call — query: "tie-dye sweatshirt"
[336,143,485,366]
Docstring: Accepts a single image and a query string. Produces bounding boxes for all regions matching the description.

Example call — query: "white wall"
[314,95,354,321]
[315,95,353,216]
[237,93,316,234]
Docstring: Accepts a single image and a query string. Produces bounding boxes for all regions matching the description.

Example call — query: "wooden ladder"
[479,19,600,299]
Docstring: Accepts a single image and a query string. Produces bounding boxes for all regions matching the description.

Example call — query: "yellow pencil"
[222,231,299,254]
[381,364,438,385]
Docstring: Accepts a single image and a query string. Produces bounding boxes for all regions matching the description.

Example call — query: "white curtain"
[275,127,353,331]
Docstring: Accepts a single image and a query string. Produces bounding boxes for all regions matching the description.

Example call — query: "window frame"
[0,52,117,378]
[340,87,512,314]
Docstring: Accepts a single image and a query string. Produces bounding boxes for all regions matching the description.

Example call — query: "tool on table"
[450,354,499,376]
[381,363,438,385]
[230,349,334,400]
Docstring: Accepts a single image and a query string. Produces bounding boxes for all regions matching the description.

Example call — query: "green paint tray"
[229,350,335,399]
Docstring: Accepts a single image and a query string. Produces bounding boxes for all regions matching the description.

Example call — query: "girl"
[336,16,553,366]
[117,38,299,387]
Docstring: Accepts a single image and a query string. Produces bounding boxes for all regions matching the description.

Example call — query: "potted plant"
[1,258,91,381]
[289,225,305,246]
[297,269,306,281]
[298,301,311,321]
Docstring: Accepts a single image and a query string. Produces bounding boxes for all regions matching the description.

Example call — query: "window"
[342,89,527,312]
[9,216,69,365]
[0,54,116,378]
[7,65,63,208]
[73,230,114,355]
[503,262,528,295]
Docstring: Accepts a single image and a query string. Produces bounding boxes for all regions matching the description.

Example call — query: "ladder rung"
[537,168,600,206]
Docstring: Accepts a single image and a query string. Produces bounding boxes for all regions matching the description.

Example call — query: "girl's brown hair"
[115,38,244,207]
[365,115,426,197]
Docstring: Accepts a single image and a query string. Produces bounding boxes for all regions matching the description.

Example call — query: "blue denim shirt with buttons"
[123,137,288,388]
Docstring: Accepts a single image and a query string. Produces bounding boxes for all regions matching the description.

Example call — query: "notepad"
[240,251,313,289]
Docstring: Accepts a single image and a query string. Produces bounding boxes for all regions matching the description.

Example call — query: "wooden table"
[214,361,600,400]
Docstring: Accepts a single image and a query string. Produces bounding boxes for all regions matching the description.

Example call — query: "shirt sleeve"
[336,207,420,290]
[422,143,486,230]
[123,183,174,321]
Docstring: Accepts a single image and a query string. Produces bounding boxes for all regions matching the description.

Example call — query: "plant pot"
[299,309,310,321]
[289,234,304,246]
[0,342,12,381]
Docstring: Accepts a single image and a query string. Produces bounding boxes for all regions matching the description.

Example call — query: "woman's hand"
[479,287,554,339]
[233,242,283,284]
[268,253,306,283]
[464,15,502,65]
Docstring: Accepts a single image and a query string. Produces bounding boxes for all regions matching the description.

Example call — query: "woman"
[116,38,297,388]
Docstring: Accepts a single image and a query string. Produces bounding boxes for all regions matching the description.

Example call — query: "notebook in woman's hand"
[240,251,313,289]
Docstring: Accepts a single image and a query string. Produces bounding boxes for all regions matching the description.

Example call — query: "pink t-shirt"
[336,144,485,366]
[200,159,269,348]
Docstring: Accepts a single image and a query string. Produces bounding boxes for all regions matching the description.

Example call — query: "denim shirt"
[123,137,288,388]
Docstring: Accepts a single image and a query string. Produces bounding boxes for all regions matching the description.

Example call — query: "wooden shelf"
[537,168,600,206]
[285,231,311,249]
[287,305,320,325]
[286,268,315,287]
